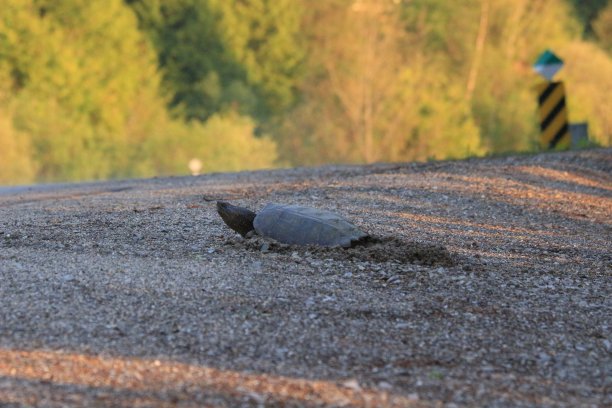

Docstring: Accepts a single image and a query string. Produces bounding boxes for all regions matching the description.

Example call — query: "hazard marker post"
[533,50,571,150]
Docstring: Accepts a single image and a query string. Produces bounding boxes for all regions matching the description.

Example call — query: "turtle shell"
[253,203,368,247]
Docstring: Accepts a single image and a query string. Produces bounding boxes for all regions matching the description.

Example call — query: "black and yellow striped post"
[535,81,571,149]
[533,50,571,150]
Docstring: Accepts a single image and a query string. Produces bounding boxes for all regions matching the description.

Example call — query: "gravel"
[0,148,610,407]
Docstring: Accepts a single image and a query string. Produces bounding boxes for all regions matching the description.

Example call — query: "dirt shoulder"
[0,149,610,407]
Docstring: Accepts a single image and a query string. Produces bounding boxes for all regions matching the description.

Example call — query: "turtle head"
[216,201,257,237]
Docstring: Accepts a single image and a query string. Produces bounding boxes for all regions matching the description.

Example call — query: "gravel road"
[0,149,610,407]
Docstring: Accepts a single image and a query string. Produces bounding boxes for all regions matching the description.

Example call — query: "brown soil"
[232,235,456,266]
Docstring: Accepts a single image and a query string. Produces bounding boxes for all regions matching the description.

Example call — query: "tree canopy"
[0,0,610,184]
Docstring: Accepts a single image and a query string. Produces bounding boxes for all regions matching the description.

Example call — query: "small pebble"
[341,379,361,391]
[377,381,393,390]
[387,275,401,284]
[407,393,420,401]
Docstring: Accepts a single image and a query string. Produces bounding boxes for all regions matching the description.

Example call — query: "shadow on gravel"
[225,236,456,267]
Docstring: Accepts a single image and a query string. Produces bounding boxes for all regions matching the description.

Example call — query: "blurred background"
[0,0,610,185]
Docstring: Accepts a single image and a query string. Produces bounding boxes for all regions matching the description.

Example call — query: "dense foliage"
[0,0,610,184]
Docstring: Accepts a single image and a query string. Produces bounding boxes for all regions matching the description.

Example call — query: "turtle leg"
[216,201,256,237]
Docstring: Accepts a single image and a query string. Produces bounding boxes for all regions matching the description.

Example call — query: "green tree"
[126,0,304,122]
[276,0,483,165]
[182,113,278,172]
[0,0,169,180]
[566,0,609,36]
[0,108,36,185]
[593,1,612,53]
[403,0,584,152]
[560,41,612,145]
[2,0,610,185]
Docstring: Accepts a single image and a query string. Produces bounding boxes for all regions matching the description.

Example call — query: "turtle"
[216,201,369,248]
